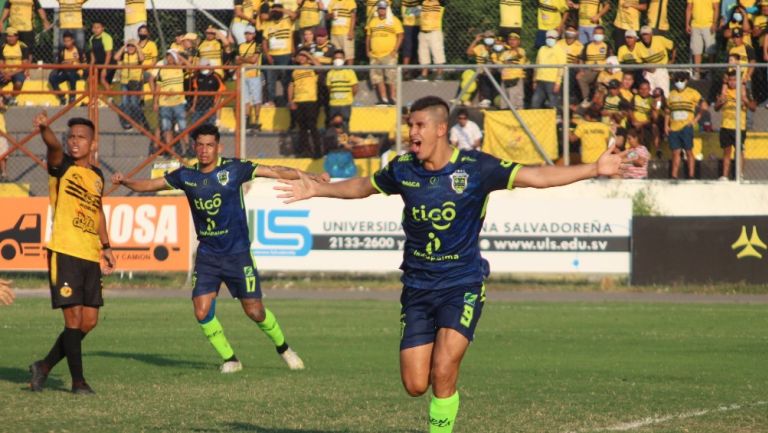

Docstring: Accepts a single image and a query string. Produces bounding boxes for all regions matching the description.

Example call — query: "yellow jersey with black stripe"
[366,15,404,58]
[48,154,104,263]
[581,41,612,65]
[617,43,648,65]
[537,0,568,30]
[729,44,756,80]
[603,94,629,128]
[632,94,653,124]
[578,0,606,27]
[291,69,318,102]
[298,0,322,28]
[493,47,527,81]
[647,0,669,31]
[365,0,391,22]
[119,51,143,83]
[58,0,86,30]
[140,40,158,66]
[556,39,584,64]
[471,44,492,64]
[58,46,80,64]
[420,0,444,32]
[238,41,261,78]
[401,0,421,27]
[328,0,357,36]
[233,0,254,25]
[157,67,185,107]
[263,17,294,55]
[668,87,701,131]
[754,15,768,38]
[0,42,30,69]
[326,68,358,106]
[125,0,147,25]
[198,39,224,66]
[614,0,647,30]
[720,86,747,130]
[727,22,753,47]
[500,0,522,28]
[641,36,673,64]
[6,0,40,32]
[573,120,611,163]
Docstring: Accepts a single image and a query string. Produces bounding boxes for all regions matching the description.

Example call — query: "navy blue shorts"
[399,284,486,350]
[668,125,694,151]
[192,251,262,300]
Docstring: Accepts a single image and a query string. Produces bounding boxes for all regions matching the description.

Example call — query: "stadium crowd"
[0,0,766,178]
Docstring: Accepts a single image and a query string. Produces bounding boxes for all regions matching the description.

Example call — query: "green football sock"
[200,317,235,361]
[256,308,286,348]
[429,392,460,433]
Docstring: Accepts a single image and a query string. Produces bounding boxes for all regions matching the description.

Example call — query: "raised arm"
[513,145,627,188]
[275,174,377,203]
[99,205,116,274]
[111,172,171,192]
[33,111,64,168]
[255,164,329,182]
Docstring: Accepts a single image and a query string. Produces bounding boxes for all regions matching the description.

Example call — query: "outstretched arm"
[275,174,377,203]
[514,144,628,188]
[111,172,171,192]
[33,111,64,168]
[255,164,330,183]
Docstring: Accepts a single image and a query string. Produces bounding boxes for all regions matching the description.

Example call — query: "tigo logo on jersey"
[411,202,456,231]
[194,193,223,216]
[251,209,312,256]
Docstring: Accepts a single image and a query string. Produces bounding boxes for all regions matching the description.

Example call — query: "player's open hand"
[596,143,630,177]
[101,249,116,275]
[0,279,15,306]
[274,171,318,204]
[111,172,125,185]
[33,111,49,130]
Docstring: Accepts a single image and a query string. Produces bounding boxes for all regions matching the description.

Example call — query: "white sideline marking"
[568,400,768,433]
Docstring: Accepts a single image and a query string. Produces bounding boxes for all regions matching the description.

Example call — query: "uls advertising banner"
[244,182,631,273]
[0,197,191,271]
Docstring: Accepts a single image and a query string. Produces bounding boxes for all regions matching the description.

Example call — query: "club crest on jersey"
[449,170,469,194]
[217,170,230,186]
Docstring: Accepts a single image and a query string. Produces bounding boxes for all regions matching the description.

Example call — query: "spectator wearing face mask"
[189,58,226,129]
[532,29,567,110]
[574,0,610,44]
[466,31,498,108]
[326,49,358,129]
[723,6,753,47]
[556,25,584,104]
[577,26,613,107]
[491,32,527,110]
[666,72,707,179]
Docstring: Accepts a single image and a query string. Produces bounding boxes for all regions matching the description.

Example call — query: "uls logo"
[193,193,223,216]
[411,201,456,231]
[250,209,312,257]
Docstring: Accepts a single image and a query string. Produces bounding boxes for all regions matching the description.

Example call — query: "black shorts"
[401,25,419,59]
[399,284,486,350]
[18,31,34,55]
[720,128,746,150]
[48,250,103,309]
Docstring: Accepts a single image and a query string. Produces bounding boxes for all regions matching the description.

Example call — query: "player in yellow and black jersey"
[28,113,116,395]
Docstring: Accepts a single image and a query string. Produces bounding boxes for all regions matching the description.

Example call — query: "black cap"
[608,79,620,89]
[732,27,743,38]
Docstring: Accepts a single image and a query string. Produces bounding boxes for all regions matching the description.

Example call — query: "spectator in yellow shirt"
[288,48,322,158]
[366,1,404,105]
[57,0,88,53]
[262,3,298,105]
[686,0,719,80]
[327,0,357,65]
[326,49,359,129]
[532,30,567,109]
[416,0,446,81]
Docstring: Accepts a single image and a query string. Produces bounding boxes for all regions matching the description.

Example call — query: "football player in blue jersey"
[112,124,329,373]
[276,96,629,433]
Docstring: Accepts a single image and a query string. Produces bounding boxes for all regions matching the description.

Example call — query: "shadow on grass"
[191,423,422,433]
[0,366,66,390]
[89,351,211,369]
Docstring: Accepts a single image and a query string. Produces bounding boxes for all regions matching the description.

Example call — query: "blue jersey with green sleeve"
[370,148,521,290]
[165,158,259,255]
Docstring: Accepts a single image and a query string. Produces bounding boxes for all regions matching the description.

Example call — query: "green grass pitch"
[1,298,767,433]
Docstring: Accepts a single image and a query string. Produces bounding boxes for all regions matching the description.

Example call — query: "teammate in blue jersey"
[276,96,629,433]
[113,124,328,372]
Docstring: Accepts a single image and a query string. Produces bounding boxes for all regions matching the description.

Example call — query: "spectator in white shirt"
[449,109,483,151]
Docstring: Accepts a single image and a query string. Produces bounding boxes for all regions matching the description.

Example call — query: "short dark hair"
[410,96,450,118]
[333,49,345,57]
[138,24,148,33]
[67,117,95,132]
[456,108,469,118]
[92,20,105,26]
[191,124,220,142]
[62,31,74,39]
[673,71,689,82]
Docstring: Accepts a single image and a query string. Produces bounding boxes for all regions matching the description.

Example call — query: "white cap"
[244,25,256,33]
[625,29,638,38]
[376,0,388,8]
[640,26,653,35]
[545,29,559,39]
